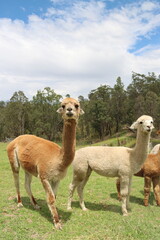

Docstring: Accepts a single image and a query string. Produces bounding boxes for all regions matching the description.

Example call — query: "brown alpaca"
[7,97,84,230]
[116,146,160,206]
[156,130,160,136]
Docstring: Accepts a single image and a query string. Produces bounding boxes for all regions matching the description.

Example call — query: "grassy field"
[0,142,160,240]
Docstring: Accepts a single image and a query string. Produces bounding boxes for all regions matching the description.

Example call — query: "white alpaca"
[67,115,154,216]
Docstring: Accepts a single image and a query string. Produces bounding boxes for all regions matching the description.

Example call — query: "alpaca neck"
[131,130,151,172]
[61,119,77,168]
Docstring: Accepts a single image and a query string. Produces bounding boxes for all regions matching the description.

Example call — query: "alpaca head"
[130,115,154,134]
[156,130,160,136]
[57,97,84,121]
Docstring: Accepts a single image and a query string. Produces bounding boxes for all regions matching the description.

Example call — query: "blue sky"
[0,0,160,100]
[0,0,137,21]
[0,0,51,21]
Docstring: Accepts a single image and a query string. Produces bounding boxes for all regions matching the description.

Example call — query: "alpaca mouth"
[66,112,74,117]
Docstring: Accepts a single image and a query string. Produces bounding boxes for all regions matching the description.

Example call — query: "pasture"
[0,142,160,240]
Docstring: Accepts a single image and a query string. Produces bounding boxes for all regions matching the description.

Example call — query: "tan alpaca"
[116,145,160,206]
[67,115,154,216]
[7,97,84,230]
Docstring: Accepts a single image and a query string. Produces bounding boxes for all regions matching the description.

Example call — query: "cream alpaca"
[7,97,84,230]
[67,115,154,216]
[117,144,160,206]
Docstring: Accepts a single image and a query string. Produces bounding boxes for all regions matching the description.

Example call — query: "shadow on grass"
[110,191,155,206]
[14,197,72,224]
[139,190,155,205]
[71,201,122,214]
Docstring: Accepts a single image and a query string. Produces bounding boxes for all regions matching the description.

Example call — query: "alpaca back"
[143,150,160,177]
[73,146,131,177]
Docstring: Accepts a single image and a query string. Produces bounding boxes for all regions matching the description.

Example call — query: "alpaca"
[116,145,160,206]
[156,130,160,136]
[7,97,84,230]
[67,115,154,216]
[150,144,160,154]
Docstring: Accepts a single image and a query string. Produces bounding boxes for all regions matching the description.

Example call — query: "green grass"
[1,141,160,240]
[92,134,135,148]
[77,132,136,149]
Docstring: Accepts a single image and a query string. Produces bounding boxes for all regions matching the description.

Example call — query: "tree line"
[0,72,160,142]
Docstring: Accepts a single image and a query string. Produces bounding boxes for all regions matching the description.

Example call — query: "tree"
[4,91,29,137]
[133,95,145,119]
[30,87,62,140]
[2,71,160,141]
[77,96,91,141]
[144,91,160,129]
[10,91,28,103]
[127,72,160,123]
[111,77,127,132]
[145,72,160,96]
[0,101,6,140]
[88,85,112,139]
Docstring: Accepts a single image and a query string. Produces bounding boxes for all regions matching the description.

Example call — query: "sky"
[0,0,160,101]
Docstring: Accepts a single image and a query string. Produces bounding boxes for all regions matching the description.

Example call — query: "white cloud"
[0,0,160,101]
[141,1,156,11]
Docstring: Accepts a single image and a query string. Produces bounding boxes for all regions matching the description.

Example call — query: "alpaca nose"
[66,107,73,117]
[67,107,72,111]
[147,126,151,131]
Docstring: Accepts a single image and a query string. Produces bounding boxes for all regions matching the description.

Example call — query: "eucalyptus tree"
[30,87,62,140]
[88,85,112,139]
[77,95,91,141]
[111,77,127,132]
[0,101,6,140]
[4,91,29,137]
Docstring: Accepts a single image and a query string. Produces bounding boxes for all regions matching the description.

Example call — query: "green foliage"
[30,87,62,140]
[111,77,128,132]
[1,142,160,240]
[0,101,6,140]
[0,87,63,141]
[1,72,160,141]
[127,72,160,124]
[88,85,112,139]
[3,91,29,137]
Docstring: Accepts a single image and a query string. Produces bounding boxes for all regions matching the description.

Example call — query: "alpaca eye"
[75,104,79,109]
[151,121,153,124]
[139,121,143,124]
[62,105,65,109]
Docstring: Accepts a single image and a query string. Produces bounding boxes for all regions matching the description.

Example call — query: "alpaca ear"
[80,109,84,115]
[129,121,138,130]
[57,107,63,114]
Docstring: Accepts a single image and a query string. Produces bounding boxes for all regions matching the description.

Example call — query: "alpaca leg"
[144,176,151,206]
[77,181,88,211]
[25,171,40,209]
[67,179,79,210]
[116,178,122,201]
[41,178,61,230]
[120,176,129,216]
[13,171,23,207]
[152,176,160,206]
[51,180,60,197]
[77,168,92,211]
[126,177,132,210]
[9,153,23,207]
